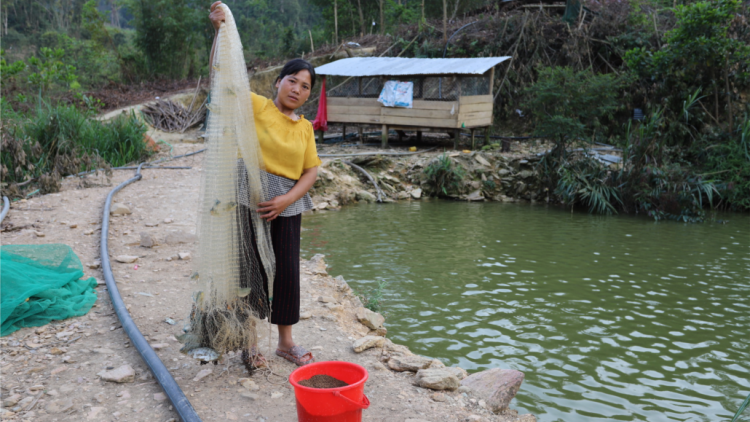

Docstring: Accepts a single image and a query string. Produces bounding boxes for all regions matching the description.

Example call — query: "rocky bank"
[311,140,553,211]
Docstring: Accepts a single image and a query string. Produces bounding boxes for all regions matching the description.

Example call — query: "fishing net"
[182,4,275,357]
[0,244,98,337]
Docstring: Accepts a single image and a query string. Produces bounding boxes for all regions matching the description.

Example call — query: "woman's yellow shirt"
[240,92,322,180]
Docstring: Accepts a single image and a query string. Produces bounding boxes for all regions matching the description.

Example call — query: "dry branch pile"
[141,98,206,133]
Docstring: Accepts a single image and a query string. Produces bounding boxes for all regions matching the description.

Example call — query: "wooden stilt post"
[382,124,388,148]
[316,130,324,144]
[358,126,364,144]
[453,129,460,150]
[485,126,491,148]
[417,131,422,142]
[470,129,476,150]
[342,124,347,141]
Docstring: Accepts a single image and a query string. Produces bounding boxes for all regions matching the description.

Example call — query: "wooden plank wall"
[327,95,493,128]
[457,95,493,127]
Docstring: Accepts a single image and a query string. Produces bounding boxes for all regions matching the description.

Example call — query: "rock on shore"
[461,368,526,413]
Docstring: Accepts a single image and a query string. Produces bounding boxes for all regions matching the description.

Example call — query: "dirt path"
[1,142,536,422]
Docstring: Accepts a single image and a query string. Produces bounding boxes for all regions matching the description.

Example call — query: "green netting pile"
[1,244,98,336]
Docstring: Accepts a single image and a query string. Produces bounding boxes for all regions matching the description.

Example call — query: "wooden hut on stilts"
[314,56,511,149]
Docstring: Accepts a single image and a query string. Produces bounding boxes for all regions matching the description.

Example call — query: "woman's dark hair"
[276,59,316,90]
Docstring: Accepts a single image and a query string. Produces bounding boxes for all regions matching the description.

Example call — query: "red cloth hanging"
[312,77,328,132]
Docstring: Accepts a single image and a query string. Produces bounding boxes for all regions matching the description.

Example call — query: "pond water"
[300,200,750,422]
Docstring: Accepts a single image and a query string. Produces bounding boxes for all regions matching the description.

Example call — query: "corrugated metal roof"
[315,57,511,77]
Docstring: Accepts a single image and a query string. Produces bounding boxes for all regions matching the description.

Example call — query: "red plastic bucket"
[289,361,370,422]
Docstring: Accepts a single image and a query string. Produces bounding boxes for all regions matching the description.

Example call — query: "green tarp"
[1,244,98,336]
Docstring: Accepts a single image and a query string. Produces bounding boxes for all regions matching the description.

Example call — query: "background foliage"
[1,0,748,213]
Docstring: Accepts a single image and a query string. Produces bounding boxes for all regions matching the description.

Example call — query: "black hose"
[459,132,544,140]
[343,161,384,203]
[113,166,192,170]
[73,149,207,178]
[320,146,438,157]
[100,163,201,422]
[0,196,9,223]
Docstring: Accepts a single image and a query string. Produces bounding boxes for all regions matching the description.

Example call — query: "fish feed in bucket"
[289,361,370,422]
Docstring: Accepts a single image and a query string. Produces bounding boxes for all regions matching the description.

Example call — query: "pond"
[300,200,750,422]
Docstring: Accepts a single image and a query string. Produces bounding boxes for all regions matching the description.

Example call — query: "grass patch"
[1,100,149,195]
[423,153,466,197]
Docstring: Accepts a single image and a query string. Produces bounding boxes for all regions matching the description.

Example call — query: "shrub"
[27,47,80,95]
[698,116,750,211]
[354,280,389,313]
[0,50,26,92]
[555,157,622,215]
[0,100,149,195]
[624,0,750,144]
[23,102,150,167]
[524,66,623,154]
[124,0,206,79]
[423,153,466,197]
[613,109,719,222]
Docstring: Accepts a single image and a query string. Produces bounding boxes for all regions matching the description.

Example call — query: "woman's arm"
[257,167,318,221]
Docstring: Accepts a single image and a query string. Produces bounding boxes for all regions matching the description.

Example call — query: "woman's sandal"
[241,347,268,369]
[276,346,315,366]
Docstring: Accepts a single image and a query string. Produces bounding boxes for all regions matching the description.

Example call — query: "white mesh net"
[182,4,275,357]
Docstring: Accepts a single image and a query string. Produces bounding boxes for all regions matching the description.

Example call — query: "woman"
[209,1,320,367]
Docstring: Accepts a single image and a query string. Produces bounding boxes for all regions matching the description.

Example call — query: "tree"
[356,0,365,36]
[523,66,622,156]
[625,0,750,134]
[27,47,80,94]
[379,0,384,35]
[123,0,205,78]
[0,49,27,93]
[442,0,447,43]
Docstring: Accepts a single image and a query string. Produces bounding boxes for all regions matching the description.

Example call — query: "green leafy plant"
[124,0,205,79]
[556,157,622,215]
[0,50,26,91]
[624,0,750,143]
[1,100,149,195]
[698,113,750,210]
[423,153,466,197]
[27,48,80,95]
[354,280,389,313]
[614,109,720,222]
[524,66,623,155]
[73,93,105,114]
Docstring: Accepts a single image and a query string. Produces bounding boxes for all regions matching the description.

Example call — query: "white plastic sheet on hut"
[377,81,414,108]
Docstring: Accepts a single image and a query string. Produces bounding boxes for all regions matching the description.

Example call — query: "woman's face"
[275,70,312,111]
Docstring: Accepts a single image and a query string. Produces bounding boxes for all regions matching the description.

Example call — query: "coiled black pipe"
[1,196,9,223]
[343,161,384,203]
[100,163,201,422]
